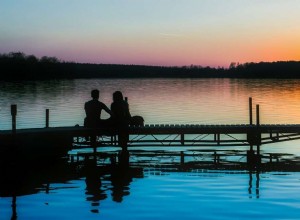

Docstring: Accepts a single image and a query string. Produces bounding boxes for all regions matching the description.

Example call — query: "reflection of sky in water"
[1,78,300,129]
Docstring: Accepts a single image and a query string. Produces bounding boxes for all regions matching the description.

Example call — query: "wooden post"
[256,104,260,126]
[91,135,97,156]
[214,151,217,164]
[11,104,17,134]
[110,155,116,165]
[180,134,184,145]
[257,145,260,155]
[46,109,49,128]
[249,97,253,125]
[180,151,184,165]
[256,104,261,165]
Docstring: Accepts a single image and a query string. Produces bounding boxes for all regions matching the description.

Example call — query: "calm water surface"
[1,78,300,219]
[1,78,300,128]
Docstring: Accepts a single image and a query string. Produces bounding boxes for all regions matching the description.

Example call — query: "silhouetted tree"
[1,52,300,80]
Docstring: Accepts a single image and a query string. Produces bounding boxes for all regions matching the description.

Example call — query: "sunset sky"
[1,0,300,67]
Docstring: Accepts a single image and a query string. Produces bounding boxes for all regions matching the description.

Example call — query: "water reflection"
[84,159,107,213]
[12,145,300,220]
[248,170,260,199]
[0,159,78,219]
[109,165,143,203]
[0,154,266,218]
[82,158,144,213]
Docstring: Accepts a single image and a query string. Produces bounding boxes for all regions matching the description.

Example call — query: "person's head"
[91,89,99,99]
[113,91,123,102]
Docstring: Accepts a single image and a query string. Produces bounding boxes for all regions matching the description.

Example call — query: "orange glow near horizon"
[2,1,300,67]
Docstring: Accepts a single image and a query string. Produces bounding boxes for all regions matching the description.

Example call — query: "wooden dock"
[2,123,300,148]
[1,98,300,165]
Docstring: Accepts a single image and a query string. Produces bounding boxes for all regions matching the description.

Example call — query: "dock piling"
[214,152,217,164]
[46,109,49,128]
[11,104,17,134]
[180,151,185,165]
[256,105,260,126]
[249,97,253,125]
[180,134,184,145]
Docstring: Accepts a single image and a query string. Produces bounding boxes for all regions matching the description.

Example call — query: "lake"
[1,78,300,219]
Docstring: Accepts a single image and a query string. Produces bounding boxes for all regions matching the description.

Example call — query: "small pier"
[1,98,300,167]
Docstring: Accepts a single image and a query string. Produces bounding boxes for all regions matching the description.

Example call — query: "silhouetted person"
[111,91,131,126]
[111,91,131,149]
[84,89,113,128]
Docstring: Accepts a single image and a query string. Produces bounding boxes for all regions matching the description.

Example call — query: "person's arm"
[102,103,113,116]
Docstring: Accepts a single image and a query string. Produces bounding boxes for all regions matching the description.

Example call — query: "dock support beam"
[214,133,220,145]
[214,152,220,164]
[119,149,129,167]
[180,151,184,165]
[91,135,97,159]
[180,134,184,145]
[247,148,261,168]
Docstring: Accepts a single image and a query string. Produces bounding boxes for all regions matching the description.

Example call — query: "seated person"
[84,89,113,128]
[111,91,131,127]
[111,91,131,148]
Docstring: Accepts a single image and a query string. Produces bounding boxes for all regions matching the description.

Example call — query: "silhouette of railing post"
[247,108,262,168]
[256,104,261,165]
[249,97,253,151]
[46,109,49,128]
[249,97,253,125]
[11,104,17,134]
[256,105,260,126]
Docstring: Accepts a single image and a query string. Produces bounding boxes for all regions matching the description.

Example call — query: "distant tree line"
[1,52,300,80]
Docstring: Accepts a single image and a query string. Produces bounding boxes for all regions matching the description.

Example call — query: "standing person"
[111,91,131,152]
[84,89,113,128]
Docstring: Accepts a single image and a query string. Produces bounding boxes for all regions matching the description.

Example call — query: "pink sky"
[1,1,300,67]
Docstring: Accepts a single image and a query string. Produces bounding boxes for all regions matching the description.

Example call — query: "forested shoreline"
[1,52,300,80]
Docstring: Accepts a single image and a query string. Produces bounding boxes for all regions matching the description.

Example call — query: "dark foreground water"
[1,160,300,220]
[1,78,300,219]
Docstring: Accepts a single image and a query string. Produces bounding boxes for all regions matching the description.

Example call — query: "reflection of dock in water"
[70,149,300,172]
[0,150,297,218]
